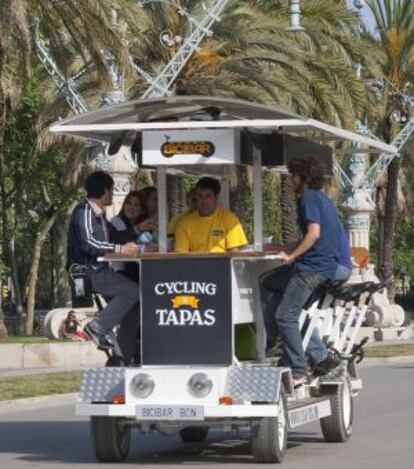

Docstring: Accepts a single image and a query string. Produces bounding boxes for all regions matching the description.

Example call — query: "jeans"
[90,267,140,362]
[334,264,352,282]
[260,265,328,376]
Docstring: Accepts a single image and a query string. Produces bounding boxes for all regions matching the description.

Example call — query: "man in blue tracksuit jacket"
[67,171,140,363]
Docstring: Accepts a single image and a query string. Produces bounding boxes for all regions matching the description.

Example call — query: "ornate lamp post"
[287,0,305,32]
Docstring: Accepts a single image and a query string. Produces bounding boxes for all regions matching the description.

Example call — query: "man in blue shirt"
[261,155,343,385]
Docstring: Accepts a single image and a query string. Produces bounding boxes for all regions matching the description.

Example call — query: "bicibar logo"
[161,135,215,158]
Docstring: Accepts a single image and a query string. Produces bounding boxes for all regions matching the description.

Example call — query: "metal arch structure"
[35,0,231,203]
[342,0,414,194]
[359,118,414,192]
[35,35,89,115]
[34,0,309,123]
[35,0,230,107]
[139,0,230,98]
[35,0,413,197]
[333,117,414,194]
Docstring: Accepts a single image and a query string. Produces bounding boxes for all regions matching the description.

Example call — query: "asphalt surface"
[0,362,413,468]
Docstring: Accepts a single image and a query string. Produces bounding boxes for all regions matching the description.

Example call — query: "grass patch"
[0,336,69,344]
[0,372,81,401]
[365,343,414,358]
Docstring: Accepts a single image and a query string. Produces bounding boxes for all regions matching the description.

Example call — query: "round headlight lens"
[187,373,213,398]
[130,373,155,399]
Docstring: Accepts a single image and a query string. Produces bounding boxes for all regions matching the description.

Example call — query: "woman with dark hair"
[110,190,156,279]
[111,190,153,234]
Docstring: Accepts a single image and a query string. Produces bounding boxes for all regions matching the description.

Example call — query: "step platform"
[287,396,331,428]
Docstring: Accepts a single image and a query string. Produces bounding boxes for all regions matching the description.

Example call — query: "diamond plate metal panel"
[78,368,125,403]
[228,366,282,403]
[319,361,347,383]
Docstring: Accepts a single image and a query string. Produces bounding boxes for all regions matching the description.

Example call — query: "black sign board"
[140,258,232,366]
[240,131,333,176]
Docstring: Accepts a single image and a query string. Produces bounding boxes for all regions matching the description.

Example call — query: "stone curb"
[0,342,105,369]
[0,392,77,413]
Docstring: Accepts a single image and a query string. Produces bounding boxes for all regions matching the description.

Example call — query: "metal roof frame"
[50,96,398,155]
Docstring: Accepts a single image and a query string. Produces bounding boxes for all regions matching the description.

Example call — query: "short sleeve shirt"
[174,207,248,253]
[295,189,340,280]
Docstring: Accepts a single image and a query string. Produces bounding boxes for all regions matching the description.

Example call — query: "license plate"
[136,405,204,421]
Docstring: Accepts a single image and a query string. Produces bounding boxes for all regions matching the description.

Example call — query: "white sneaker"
[292,375,307,387]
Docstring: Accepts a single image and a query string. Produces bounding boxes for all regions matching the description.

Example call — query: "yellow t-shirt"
[174,206,248,253]
[168,209,194,236]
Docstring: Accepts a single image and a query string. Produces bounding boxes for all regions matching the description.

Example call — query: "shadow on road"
[0,419,320,465]
[0,420,92,464]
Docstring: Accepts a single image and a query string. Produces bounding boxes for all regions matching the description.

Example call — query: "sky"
[346,0,377,34]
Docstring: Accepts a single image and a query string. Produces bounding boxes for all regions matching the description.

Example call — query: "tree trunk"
[378,157,401,300]
[0,94,9,338]
[51,220,70,307]
[167,175,181,219]
[229,166,249,234]
[281,174,300,245]
[25,212,58,336]
[375,184,385,273]
[178,178,187,212]
[0,279,8,339]
[8,237,25,334]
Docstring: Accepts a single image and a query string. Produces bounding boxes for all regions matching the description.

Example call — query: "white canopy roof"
[50,96,398,155]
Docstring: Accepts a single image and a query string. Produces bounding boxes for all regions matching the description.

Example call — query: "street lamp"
[160,30,183,50]
[287,0,304,32]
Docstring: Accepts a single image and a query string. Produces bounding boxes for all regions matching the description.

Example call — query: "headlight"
[130,373,155,399]
[187,373,213,398]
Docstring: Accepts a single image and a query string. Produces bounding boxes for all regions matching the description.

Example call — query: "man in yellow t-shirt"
[174,177,248,253]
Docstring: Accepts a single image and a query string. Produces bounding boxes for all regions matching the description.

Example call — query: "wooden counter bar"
[101,251,283,262]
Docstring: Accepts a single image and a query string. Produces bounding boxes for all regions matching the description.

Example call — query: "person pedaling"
[67,171,142,365]
[260,154,352,387]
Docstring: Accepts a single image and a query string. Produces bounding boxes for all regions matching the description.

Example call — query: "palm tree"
[0,0,141,335]
[364,0,414,296]
[129,0,374,231]
[0,0,32,337]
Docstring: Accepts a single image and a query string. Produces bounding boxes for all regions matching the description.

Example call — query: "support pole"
[157,167,168,253]
[342,151,375,251]
[253,146,263,252]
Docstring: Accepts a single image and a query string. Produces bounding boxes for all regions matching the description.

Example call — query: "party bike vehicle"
[50,96,395,463]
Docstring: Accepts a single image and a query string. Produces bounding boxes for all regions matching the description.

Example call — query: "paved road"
[0,362,413,468]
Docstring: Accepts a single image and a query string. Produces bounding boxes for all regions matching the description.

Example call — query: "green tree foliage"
[0,76,80,330]
[1,0,412,336]
[363,0,414,294]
